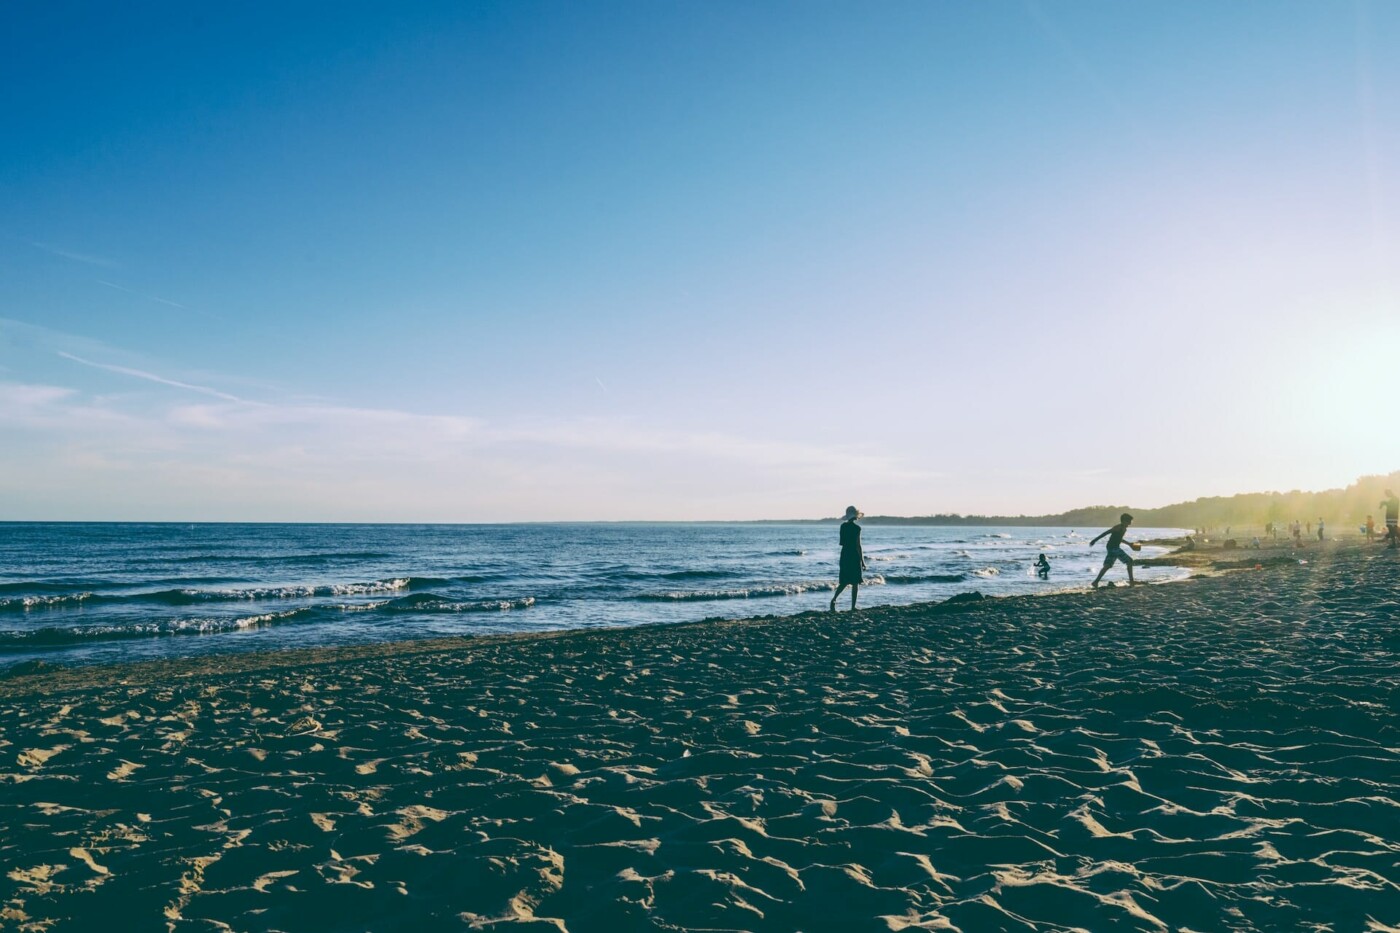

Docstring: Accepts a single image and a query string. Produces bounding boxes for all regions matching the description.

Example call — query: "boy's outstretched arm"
[1089,529,1108,545]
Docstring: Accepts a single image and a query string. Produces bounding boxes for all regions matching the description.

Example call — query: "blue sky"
[3,1,1398,520]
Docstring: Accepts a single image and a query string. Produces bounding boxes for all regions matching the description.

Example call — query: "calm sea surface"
[0,523,1189,668]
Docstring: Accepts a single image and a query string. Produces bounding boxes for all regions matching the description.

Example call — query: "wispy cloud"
[0,381,134,432]
[495,417,929,483]
[0,372,930,520]
[0,382,78,408]
[95,279,190,310]
[7,325,931,519]
[24,238,120,269]
[57,351,252,404]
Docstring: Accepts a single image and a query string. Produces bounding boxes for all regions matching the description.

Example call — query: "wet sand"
[2,542,1397,931]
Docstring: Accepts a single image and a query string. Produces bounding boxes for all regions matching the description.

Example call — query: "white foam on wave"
[330,579,412,596]
[380,595,537,613]
[234,609,308,630]
[206,579,412,600]
[4,593,96,610]
[641,577,887,602]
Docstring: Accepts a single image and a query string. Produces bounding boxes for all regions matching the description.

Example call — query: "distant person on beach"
[1317,518,1325,542]
[1035,553,1050,578]
[1366,515,1376,542]
[1292,521,1302,547]
[1090,513,1139,587]
[1383,490,1400,549]
[830,506,866,610]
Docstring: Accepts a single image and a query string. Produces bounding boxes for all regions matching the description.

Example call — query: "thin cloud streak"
[1022,0,1145,140]
[23,238,120,269]
[57,351,252,404]
[95,279,190,310]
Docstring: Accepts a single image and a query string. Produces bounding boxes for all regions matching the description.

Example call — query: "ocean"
[0,522,1189,668]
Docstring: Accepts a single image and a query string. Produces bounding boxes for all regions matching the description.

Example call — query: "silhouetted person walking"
[1091,513,1138,587]
[830,506,865,610]
[1383,490,1400,549]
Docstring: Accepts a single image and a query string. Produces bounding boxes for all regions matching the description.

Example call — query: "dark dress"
[838,520,863,586]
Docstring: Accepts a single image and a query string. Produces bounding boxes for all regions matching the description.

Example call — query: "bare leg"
[1092,562,1109,588]
[831,584,847,610]
[1127,560,1136,585]
[850,583,859,609]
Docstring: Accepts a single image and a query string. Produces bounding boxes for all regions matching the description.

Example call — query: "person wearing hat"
[830,506,866,610]
[1090,512,1139,587]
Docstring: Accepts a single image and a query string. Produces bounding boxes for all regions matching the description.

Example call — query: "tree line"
[827,471,1400,529]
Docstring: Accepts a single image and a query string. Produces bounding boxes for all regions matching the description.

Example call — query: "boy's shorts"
[1103,546,1133,568]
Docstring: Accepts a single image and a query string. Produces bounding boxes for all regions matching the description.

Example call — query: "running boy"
[1090,513,1139,587]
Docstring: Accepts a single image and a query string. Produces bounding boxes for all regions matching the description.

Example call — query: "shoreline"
[0,535,1212,697]
[2,538,1394,930]
[0,532,1346,697]
[1,525,1190,674]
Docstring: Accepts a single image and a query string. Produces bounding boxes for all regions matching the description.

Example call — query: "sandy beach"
[2,541,1397,932]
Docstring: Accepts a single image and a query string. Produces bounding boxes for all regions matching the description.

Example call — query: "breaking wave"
[375,594,536,613]
[882,573,968,584]
[636,577,887,602]
[0,578,448,612]
[0,595,536,648]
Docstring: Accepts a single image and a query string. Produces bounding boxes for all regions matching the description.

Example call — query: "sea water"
[0,523,1189,668]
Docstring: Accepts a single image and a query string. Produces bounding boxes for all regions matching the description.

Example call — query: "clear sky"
[3,1,1398,521]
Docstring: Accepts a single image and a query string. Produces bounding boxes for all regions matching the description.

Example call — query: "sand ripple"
[0,546,1397,930]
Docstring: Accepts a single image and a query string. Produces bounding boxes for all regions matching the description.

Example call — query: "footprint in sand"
[68,848,110,877]
[383,805,449,842]
[17,745,69,770]
[7,864,68,895]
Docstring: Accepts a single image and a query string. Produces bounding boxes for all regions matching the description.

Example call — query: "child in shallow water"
[1034,554,1050,579]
